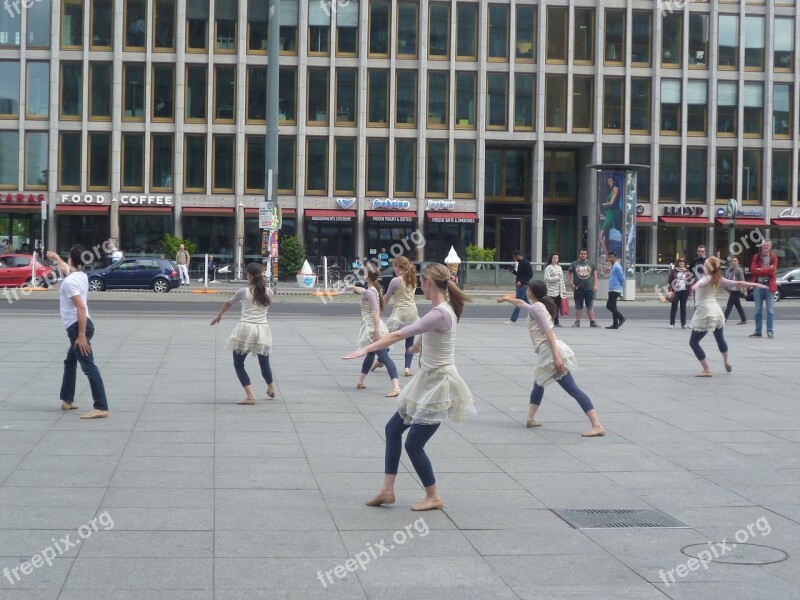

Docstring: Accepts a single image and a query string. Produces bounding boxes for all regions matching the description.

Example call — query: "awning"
[715,217,767,227]
[0,205,41,213]
[365,210,415,222]
[55,205,110,214]
[658,216,710,226]
[244,207,297,216]
[636,215,655,225]
[426,211,478,224]
[182,207,234,216]
[119,206,173,215]
[771,218,800,228]
[281,208,296,215]
[305,209,356,221]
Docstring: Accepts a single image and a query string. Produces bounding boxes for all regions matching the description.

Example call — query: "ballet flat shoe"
[266,384,275,398]
[356,383,367,390]
[526,419,541,428]
[385,388,401,398]
[366,493,395,506]
[411,497,444,511]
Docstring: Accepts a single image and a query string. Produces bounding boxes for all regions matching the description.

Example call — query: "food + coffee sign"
[60,194,175,206]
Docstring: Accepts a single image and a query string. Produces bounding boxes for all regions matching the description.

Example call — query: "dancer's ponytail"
[421,263,472,322]
[528,280,558,319]
[247,263,271,307]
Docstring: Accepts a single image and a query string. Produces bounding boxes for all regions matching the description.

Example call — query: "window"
[717,82,737,135]
[25,62,48,119]
[154,0,175,49]
[307,68,329,125]
[25,132,48,189]
[572,76,593,132]
[122,133,144,190]
[689,14,708,67]
[336,69,357,125]
[186,65,207,121]
[368,69,389,125]
[602,145,623,164]
[247,66,266,122]
[186,0,209,51]
[515,73,535,131]
[544,75,566,131]
[397,2,417,57]
[278,0,298,53]
[245,136,266,193]
[124,0,147,49]
[687,80,708,135]
[743,82,763,137]
[183,135,205,191]
[662,14,681,67]
[309,0,331,54]
[456,3,477,59]
[605,10,625,64]
[428,71,449,128]
[775,18,794,71]
[629,145,650,200]
[488,4,509,60]
[334,137,356,194]
[0,62,18,117]
[60,62,82,119]
[455,71,476,128]
[716,148,735,201]
[247,0,268,52]
[367,139,389,195]
[574,8,594,64]
[631,11,651,65]
[214,65,235,122]
[0,131,18,187]
[516,5,536,61]
[395,139,416,196]
[454,141,475,197]
[486,149,526,200]
[59,132,81,189]
[742,149,761,203]
[370,0,390,56]
[27,0,51,47]
[630,78,651,133]
[659,147,680,202]
[718,15,738,68]
[91,0,112,48]
[306,138,328,194]
[546,7,567,62]
[279,67,296,123]
[152,64,175,120]
[277,136,295,193]
[426,141,447,197]
[89,63,112,119]
[660,80,681,134]
[603,77,624,131]
[123,63,145,119]
[396,70,417,126]
[337,1,359,55]
[212,135,234,192]
[62,0,83,48]
[772,151,791,203]
[744,16,764,70]
[429,3,450,59]
[215,0,236,52]
[686,147,707,203]
[487,73,508,129]
[88,133,110,189]
[773,84,792,138]
[151,134,173,190]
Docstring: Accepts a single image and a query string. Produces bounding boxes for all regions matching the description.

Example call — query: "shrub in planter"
[278,235,305,281]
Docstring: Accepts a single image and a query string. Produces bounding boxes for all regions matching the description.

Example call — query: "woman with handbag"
[544,252,567,327]
[668,257,690,328]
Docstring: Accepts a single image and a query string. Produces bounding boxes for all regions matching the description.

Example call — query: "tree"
[278,235,305,280]
[161,234,197,258]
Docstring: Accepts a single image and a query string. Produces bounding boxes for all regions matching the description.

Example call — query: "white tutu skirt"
[397,365,476,425]
[226,322,272,356]
[357,319,390,348]
[386,305,419,332]
[534,339,578,388]
[690,303,725,332]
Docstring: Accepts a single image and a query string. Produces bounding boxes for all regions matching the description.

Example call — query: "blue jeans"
[509,284,530,322]
[60,320,108,411]
[753,287,775,334]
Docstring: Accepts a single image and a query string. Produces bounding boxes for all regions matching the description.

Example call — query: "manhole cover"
[681,543,789,566]
[552,508,688,529]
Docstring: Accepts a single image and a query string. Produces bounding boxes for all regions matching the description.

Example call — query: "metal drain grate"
[552,508,689,529]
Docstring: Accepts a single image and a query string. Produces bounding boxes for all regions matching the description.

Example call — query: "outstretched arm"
[496,295,528,309]
[210,300,233,325]
[343,330,403,359]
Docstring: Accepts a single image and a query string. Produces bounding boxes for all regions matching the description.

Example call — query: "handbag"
[560,296,569,316]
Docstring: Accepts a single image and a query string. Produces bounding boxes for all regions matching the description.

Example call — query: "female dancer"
[544,252,567,327]
[689,256,766,377]
[497,280,605,437]
[668,257,691,328]
[349,264,401,397]
[210,263,275,405]
[343,263,476,511]
[384,256,420,377]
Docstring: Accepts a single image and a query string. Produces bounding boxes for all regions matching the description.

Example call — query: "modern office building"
[1,0,799,270]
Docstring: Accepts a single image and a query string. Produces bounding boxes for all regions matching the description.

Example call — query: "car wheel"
[88,277,105,292]
[152,278,170,293]
[774,289,781,302]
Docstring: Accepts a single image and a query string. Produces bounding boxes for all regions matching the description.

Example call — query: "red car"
[0,254,56,288]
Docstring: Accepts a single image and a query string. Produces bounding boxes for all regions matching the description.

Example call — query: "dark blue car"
[86,257,181,293]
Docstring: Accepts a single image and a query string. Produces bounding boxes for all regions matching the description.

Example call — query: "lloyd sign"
[662,206,705,216]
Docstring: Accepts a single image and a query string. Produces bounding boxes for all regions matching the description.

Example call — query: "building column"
[531,139,545,264]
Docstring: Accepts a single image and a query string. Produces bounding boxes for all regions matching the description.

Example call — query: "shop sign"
[778,208,800,219]
[336,197,356,209]
[715,207,764,218]
[0,193,45,204]
[662,206,705,217]
[311,215,353,222]
[60,194,174,206]
[429,215,476,224]
[371,199,411,210]
[426,200,455,211]
[370,215,414,223]
[636,205,645,215]
[60,194,110,204]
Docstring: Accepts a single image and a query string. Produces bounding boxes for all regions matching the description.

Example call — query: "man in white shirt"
[47,246,109,419]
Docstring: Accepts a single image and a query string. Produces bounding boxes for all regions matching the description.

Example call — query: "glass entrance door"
[498,217,523,260]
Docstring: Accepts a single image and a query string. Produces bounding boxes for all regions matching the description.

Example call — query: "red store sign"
[0,193,45,204]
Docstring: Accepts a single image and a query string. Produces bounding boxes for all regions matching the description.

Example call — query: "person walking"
[749,241,778,338]
[605,251,626,329]
[668,258,690,328]
[348,264,401,397]
[176,243,191,285]
[47,247,109,419]
[544,252,567,327]
[385,257,420,377]
[344,263,476,511]
[210,263,275,405]
[566,248,598,327]
[1,238,9,254]
[723,256,747,325]
[689,244,708,282]
[504,250,533,324]
[379,248,390,268]
[497,281,605,437]
[689,256,767,377]
[207,255,218,282]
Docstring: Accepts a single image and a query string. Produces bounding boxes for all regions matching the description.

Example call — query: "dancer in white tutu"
[344,263,476,511]
[210,263,275,405]
[497,280,605,437]
[384,256,420,377]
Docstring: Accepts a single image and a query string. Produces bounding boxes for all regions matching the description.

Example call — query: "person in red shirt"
[749,241,778,338]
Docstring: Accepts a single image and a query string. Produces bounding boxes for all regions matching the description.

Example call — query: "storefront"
[182,207,235,265]
[424,210,477,262]
[657,207,709,263]
[304,209,356,266]
[55,199,110,262]
[118,195,174,255]
[243,207,296,264]
[0,193,45,254]
[365,203,417,262]
[770,209,800,267]
[712,208,767,264]
[635,206,657,265]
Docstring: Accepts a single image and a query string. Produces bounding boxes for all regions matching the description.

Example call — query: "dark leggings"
[670,290,688,326]
[689,328,728,361]
[404,336,415,370]
[361,348,398,379]
[724,291,746,322]
[530,372,594,413]
[552,295,562,325]
[384,412,440,487]
[233,351,273,387]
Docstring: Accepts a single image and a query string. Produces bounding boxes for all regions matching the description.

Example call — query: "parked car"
[745,267,800,302]
[379,262,423,295]
[85,257,180,293]
[0,253,55,288]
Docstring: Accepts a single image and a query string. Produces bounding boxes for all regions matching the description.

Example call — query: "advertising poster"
[597,171,625,277]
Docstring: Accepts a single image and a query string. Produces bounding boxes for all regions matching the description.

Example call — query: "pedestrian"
[208,255,217,282]
[667,257,690,328]
[210,263,275,404]
[348,264,401,397]
[605,251,626,329]
[566,248,598,327]
[496,280,605,437]
[544,252,567,327]
[749,240,778,339]
[176,243,190,285]
[689,256,767,377]
[110,244,123,263]
[46,247,109,419]
[689,244,707,282]
[379,248,390,268]
[344,263,476,511]
[723,256,747,325]
[384,256,420,378]
[504,249,533,324]
[0,238,8,254]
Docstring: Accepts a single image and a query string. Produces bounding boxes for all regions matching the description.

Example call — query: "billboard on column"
[595,170,637,278]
